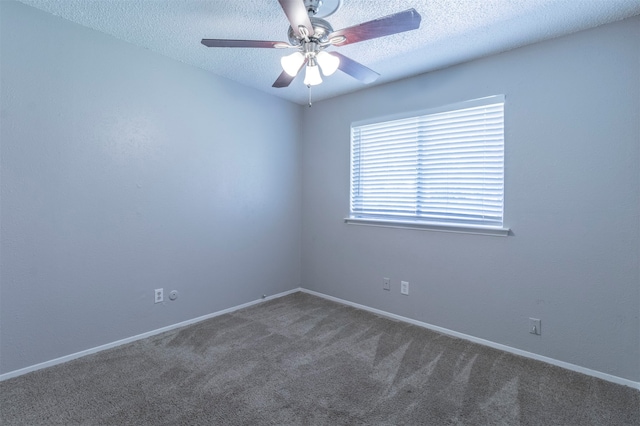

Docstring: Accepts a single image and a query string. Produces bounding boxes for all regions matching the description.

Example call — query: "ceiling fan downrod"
[304,0,322,16]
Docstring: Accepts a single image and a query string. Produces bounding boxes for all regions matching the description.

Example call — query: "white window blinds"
[350,96,504,228]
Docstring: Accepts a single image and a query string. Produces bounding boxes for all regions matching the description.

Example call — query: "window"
[348,95,507,235]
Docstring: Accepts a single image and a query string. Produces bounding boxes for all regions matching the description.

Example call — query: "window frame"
[346,95,510,237]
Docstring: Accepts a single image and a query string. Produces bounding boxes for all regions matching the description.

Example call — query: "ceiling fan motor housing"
[287,17,334,46]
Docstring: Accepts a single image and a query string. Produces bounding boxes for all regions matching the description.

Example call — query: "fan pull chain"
[307,84,312,107]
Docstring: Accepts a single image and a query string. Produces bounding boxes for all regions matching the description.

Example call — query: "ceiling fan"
[201,0,422,89]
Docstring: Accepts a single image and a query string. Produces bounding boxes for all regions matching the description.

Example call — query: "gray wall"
[301,17,640,382]
[0,1,301,374]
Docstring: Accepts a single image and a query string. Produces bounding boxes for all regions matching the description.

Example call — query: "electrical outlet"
[383,277,391,291]
[529,318,541,335]
[155,288,163,304]
[400,281,409,295]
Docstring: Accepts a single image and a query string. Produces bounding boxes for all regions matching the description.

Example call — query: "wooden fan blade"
[278,0,315,37]
[272,58,308,88]
[201,39,289,48]
[328,8,421,46]
[332,52,380,84]
[272,71,297,88]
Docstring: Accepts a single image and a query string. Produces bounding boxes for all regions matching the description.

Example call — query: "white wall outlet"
[400,281,409,295]
[154,288,163,304]
[529,318,541,335]
[383,277,391,291]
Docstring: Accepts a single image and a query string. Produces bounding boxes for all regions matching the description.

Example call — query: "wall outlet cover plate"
[529,318,541,335]
[383,277,391,291]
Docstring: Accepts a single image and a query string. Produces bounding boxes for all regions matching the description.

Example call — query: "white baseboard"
[3,286,638,391]
[301,288,640,391]
[0,288,300,382]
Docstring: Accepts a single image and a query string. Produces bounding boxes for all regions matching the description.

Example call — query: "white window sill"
[344,217,511,237]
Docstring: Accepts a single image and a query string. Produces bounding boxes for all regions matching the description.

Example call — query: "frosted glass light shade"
[304,64,322,86]
[316,51,340,76]
[281,51,305,76]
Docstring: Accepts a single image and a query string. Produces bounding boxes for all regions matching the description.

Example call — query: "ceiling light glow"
[304,63,322,86]
[316,51,339,76]
[281,51,305,76]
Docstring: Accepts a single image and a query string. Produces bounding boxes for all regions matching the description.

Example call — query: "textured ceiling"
[16,0,640,105]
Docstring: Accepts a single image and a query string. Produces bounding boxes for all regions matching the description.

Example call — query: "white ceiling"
[16,0,640,105]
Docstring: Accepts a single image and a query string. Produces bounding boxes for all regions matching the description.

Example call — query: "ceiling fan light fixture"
[303,61,323,86]
[316,51,339,76]
[202,2,422,90]
[281,51,305,76]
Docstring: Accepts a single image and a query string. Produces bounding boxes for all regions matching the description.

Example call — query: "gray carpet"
[1,292,638,425]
